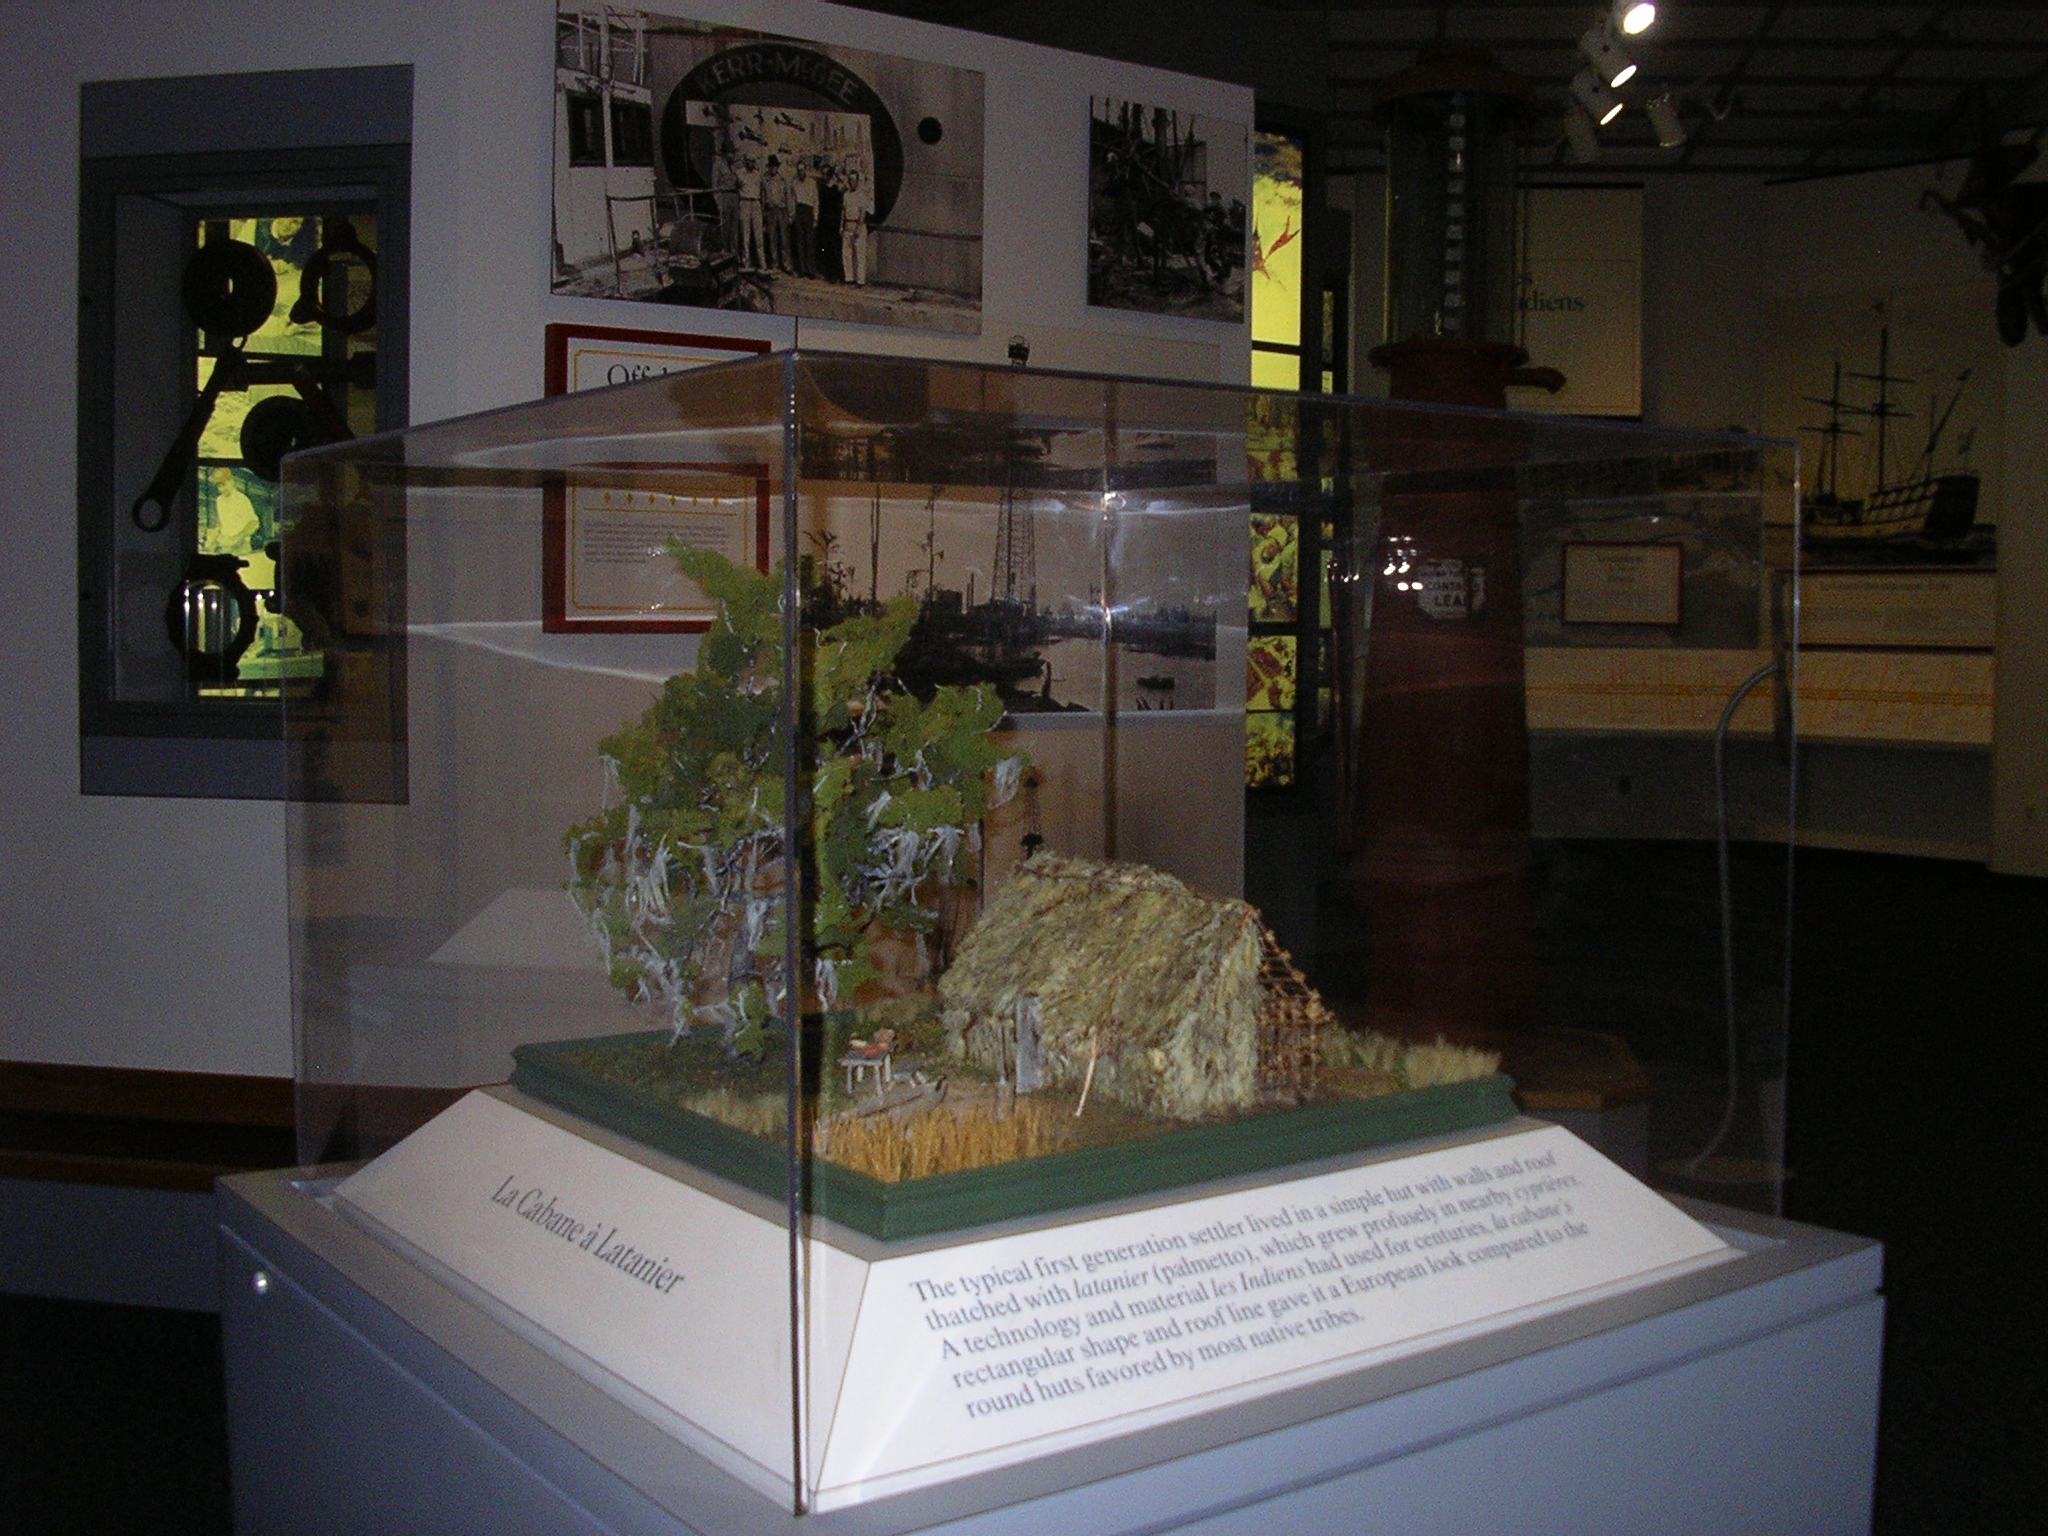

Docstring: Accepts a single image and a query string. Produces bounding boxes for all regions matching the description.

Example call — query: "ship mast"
[1914,369,1972,479]
[1800,359,1861,501]
[1845,322,1914,494]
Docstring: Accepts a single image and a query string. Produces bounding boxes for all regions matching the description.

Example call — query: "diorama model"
[533,544,1500,1193]
[283,350,1788,1517]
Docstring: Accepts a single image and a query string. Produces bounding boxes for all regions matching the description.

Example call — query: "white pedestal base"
[329,1090,1737,1510]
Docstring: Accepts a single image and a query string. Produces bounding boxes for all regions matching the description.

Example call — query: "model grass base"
[511,1030,1518,1242]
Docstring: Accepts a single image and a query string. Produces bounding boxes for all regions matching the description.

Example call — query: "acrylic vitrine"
[280,351,1796,1515]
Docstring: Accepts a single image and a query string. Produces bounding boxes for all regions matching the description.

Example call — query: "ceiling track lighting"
[1579,20,1638,91]
[1614,1,1657,37]
[1570,67,1626,128]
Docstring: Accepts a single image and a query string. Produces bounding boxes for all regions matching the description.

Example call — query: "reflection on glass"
[1246,708,1295,788]
[1247,393,1300,482]
[1250,513,1299,622]
[1247,634,1297,711]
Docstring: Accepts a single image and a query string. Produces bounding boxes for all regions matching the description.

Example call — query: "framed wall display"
[1766,287,1998,573]
[1089,97,1248,323]
[541,324,772,634]
[551,5,985,334]
[1561,541,1684,626]
[543,321,769,394]
[542,464,771,633]
[75,68,414,800]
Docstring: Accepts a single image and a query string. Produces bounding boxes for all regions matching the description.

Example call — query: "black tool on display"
[162,551,261,685]
[128,220,377,687]
[290,216,378,332]
[129,237,276,532]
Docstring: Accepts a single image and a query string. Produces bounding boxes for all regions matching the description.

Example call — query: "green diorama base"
[509,1029,1519,1243]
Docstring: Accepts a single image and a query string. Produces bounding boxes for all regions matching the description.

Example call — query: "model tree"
[566,544,1022,1058]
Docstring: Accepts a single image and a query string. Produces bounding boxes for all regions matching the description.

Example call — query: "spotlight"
[1614,1,1657,35]
[1580,21,1638,90]
[1571,68,1626,127]
[1646,90,1686,149]
[1564,106,1603,163]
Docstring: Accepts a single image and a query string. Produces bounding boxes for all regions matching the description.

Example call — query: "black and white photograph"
[552,5,984,333]
[1088,96,1247,322]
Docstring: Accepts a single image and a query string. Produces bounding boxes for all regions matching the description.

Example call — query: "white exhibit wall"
[1991,284,2048,874]
[0,0,1253,1077]
[1640,176,1770,434]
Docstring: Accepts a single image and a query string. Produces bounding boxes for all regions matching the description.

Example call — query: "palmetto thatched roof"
[938,854,1325,1120]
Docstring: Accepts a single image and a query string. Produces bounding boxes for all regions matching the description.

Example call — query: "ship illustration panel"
[1768,289,2002,570]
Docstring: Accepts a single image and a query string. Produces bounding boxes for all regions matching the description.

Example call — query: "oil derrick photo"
[1088,96,1247,322]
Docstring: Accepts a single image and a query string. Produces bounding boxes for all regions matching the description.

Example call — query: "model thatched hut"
[937,855,1327,1120]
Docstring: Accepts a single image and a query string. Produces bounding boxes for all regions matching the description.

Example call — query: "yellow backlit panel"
[1251,349,1300,391]
[1251,130,1303,348]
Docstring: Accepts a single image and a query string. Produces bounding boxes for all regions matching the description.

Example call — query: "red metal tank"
[1348,53,1561,1048]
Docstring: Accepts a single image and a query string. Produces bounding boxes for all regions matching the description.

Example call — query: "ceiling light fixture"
[1645,90,1686,148]
[1614,1,1657,36]
[1571,68,1626,127]
[1580,21,1638,90]
[1564,106,1603,163]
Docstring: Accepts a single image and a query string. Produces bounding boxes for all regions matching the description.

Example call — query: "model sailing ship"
[1800,323,1981,554]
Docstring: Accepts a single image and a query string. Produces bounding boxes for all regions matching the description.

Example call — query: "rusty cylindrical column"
[1348,48,1560,1047]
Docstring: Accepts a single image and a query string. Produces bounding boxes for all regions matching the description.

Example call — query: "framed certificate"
[541,324,775,633]
[1561,541,1683,627]
[543,322,771,396]
[542,464,771,633]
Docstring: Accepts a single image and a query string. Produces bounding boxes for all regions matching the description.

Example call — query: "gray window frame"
[76,66,411,798]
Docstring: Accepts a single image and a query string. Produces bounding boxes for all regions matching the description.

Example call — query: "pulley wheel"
[240,395,324,483]
[181,239,277,339]
[162,551,260,684]
[289,218,378,333]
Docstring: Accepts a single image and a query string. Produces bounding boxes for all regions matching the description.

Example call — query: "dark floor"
[0,1293,231,1535]
[1529,842,2048,1534]
[1784,849,2048,1536]
[1,845,2043,1534]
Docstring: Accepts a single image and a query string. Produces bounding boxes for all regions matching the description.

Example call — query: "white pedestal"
[327,1091,1737,1510]
[219,1109,1882,1534]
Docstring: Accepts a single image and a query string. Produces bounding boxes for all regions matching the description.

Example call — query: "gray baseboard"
[0,1177,221,1312]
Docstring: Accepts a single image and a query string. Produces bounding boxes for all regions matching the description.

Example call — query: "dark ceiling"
[847,2,2048,180]
[1310,1,2048,178]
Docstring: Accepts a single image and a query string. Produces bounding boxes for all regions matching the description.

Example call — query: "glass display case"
[282,351,1796,1514]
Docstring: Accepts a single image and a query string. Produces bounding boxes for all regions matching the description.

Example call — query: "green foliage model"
[565,544,1024,1057]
